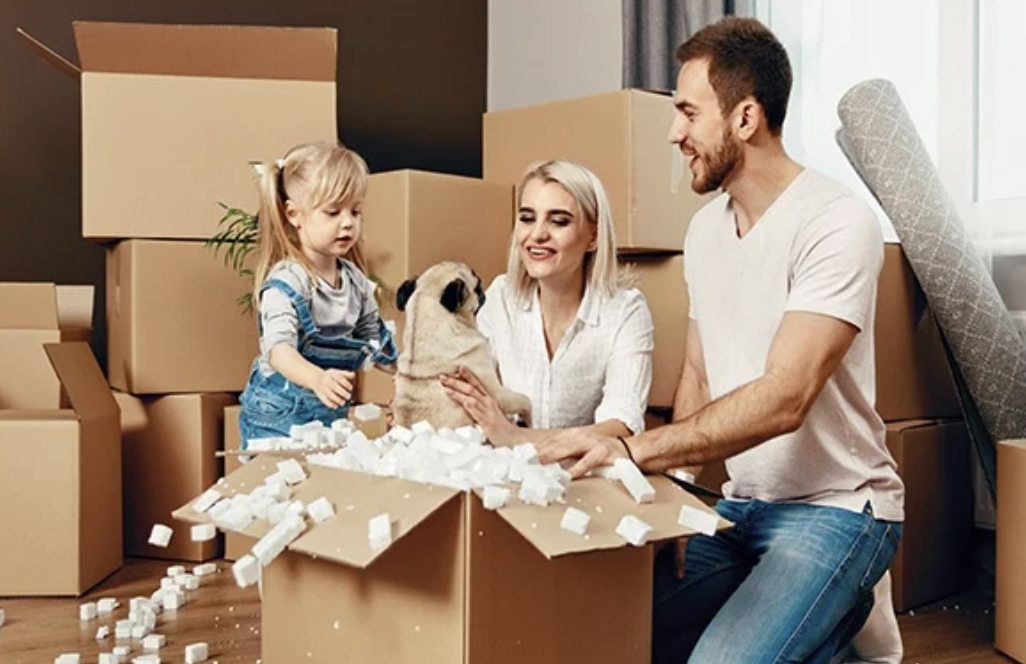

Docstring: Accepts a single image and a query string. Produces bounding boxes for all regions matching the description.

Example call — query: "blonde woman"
[442,160,654,446]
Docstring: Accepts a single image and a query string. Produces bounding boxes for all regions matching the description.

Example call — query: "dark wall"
[0,1,486,368]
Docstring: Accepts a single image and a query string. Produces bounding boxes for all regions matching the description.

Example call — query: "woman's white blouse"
[476,275,654,434]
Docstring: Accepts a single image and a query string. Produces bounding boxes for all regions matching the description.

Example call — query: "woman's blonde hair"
[252,141,369,305]
[507,160,628,306]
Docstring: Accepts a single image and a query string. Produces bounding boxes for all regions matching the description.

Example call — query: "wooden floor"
[0,558,1015,663]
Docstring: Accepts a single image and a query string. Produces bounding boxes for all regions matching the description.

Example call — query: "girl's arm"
[269,344,354,409]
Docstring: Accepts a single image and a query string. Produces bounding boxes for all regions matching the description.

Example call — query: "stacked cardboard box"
[996,440,1026,663]
[23,22,349,562]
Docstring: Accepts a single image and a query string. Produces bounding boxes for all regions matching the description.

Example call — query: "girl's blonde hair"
[507,160,628,306]
[252,141,370,305]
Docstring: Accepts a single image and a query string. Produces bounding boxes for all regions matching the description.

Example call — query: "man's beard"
[691,128,743,194]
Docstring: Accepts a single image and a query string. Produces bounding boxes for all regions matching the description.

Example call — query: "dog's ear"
[396,277,418,312]
[471,269,486,311]
[440,278,467,314]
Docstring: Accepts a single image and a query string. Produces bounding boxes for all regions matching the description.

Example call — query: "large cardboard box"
[886,419,972,612]
[106,240,258,394]
[484,89,712,251]
[355,170,513,404]
[117,392,233,562]
[875,244,960,421]
[996,439,1026,662]
[0,343,122,596]
[0,283,94,409]
[622,254,688,409]
[177,457,727,664]
[222,404,254,562]
[21,23,338,241]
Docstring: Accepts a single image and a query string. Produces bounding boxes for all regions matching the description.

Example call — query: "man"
[538,17,903,664]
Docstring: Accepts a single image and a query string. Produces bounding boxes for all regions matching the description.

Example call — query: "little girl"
[238,141,396,447]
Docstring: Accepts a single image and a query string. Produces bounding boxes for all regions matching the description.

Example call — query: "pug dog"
[392,261,532,431]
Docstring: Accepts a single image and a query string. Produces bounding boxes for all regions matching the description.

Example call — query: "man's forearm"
[633,372,804,471]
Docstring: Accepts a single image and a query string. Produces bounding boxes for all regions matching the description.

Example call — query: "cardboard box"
[0,343,122,596]
[355,170,513,404]
[176,457,728,664]
[20,23,338,241]
[106,240,259,394]
[886,419,972,612]
[116,392,233,561]
[222,404,254,562]
[621,254,688,409]
[484,89,713,251]
[996,439,1026,662]
[875,244,960,421]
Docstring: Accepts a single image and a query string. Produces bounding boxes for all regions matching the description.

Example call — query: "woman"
[441,160,654,446]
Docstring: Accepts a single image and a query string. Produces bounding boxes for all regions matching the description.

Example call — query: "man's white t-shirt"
[685,169,904,521]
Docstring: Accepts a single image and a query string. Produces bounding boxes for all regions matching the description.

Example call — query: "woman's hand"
[440,366,519,445]
[537,429,628,478]
[313,369,355,409]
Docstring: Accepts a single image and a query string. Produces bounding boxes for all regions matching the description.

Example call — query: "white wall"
[488,0,622,111]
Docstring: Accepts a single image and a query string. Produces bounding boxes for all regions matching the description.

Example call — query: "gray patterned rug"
[836,79,1026,496]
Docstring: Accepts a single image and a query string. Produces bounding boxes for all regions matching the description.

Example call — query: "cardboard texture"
[621,254,688,409]
[355,170,513,404]
[50,22,338,240]
[484,89,712,251]
[0,343,122,596]
[886,419,972,612]
[176,457,728,664]
[222,404,254,561]
[106,240,259,394]
[0,283,95,409]
[875,244,960,421]
[116,392,233,562]
[996,439,1026,662]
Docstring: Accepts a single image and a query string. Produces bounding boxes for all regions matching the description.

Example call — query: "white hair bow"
[250,158,287,176]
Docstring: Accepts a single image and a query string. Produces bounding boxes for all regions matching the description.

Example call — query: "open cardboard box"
[0,343,122,596]
[176,456,728,664]
[19,22,338,241]
[0,283,94,409]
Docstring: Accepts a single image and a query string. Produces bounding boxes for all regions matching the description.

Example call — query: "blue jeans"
[653,499,901,664]
[238,368,349,447]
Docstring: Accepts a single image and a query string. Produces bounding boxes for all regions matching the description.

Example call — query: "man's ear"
[396,278,418,311]
[440,278,467,314]
[736,98,760,140]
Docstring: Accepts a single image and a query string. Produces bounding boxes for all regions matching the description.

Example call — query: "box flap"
[73,22,337,82]
[480,475,730,559]
[42,343,118,420]
[0,283,59,330]
[174,457,463,569]
[55,285,94,330]
[16,28,82,79]
[885,419,940,434]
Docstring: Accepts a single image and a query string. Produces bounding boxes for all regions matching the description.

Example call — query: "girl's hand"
[440,366,518,445]
[314,369,355,409]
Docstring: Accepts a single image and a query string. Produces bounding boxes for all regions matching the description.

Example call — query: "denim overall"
[238,278,397,448]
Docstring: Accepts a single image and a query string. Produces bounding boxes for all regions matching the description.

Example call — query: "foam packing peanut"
[142,634,166,650]
[353,403,382,421]
[191,523,217,542]
[79,602,97,621]
[233,555,260,588]
[54,655,81,664]
[193,563,217,577]
[482,486,510,510]
[185,642,209,664]
[98,654,119,664]
[277,458,308,485]
[147,524,173,548]
[613,458,656,504]
[615,515,653,547]
[252,513,307,566]
[678,504,719,536]
[560,507,591,535]
[191,488,222,513]
[307,496,336,523]
[97,598,119,614]
[368,513,392,551]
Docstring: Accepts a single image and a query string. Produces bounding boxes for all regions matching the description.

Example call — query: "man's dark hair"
[676,17,792,136]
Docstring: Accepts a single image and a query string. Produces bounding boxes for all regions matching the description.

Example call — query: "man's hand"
[537,429,629,479]
[440,366,518,445]
[313,369,354,409]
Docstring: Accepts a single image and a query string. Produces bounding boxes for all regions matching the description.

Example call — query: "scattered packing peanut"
[613,458,656,504]
[114,645,131,658]
[132,655,160,664]
[276,458,308,485]
[560,507,591,535]
[97,598,119,614]
[368,513,392,551]
[233,555,260,588]
[185,642,209,664]
[252,513,307,566]
[148,524,173,548]
[353,403,382,421]
[79,603,97,621]
[191,523,217,542]
[142,634,166,650]
[615,515,653,547]
[191,488,222,513]
[98,654,118,664]
[167,565,185,577]
[307,496,336,523]
[55,655,80,664]
[678,504,719,536]
[482,486,510,510]
[193,563,217,577]
[164,590,185,610]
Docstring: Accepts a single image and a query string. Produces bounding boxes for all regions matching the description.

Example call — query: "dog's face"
[396,261,486,316]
